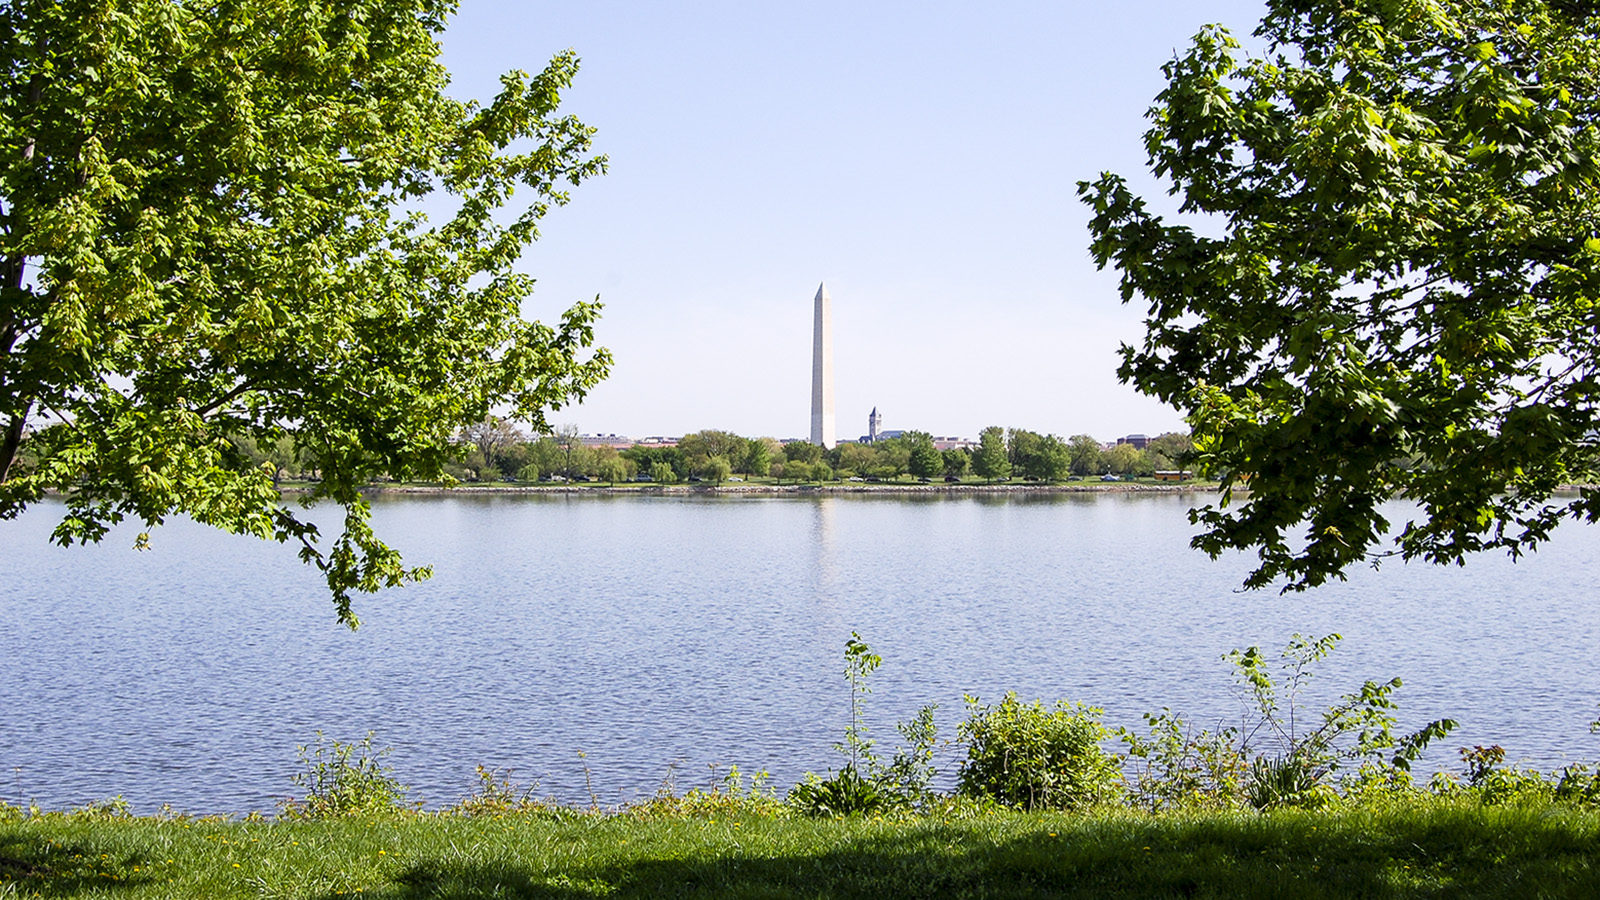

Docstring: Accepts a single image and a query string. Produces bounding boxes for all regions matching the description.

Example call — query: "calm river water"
[4,491,1599,814]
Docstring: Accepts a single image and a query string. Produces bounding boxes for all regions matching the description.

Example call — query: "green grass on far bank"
[4,799,1600,899]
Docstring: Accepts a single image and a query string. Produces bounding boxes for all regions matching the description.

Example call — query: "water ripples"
[2,492,1598,813]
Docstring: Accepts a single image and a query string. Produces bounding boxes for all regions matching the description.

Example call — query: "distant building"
[633,436,679,448]
[579,433,635,449]
[855,409,974,449]
[1117,434,1151,450]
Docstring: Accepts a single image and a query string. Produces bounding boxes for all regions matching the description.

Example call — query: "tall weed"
[447,766,554,818]
[1118,633,1456,810]
[1226,633,1456,808]
[789,634,944,816]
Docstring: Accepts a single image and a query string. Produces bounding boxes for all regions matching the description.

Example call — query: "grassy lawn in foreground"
[3,800,1599,899]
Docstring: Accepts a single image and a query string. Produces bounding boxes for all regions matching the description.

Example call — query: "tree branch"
[195,379,259,417]
[0,402,31,483]
[22,71,42,162]
[1,67,46,485]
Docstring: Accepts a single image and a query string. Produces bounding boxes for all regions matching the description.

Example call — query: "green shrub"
[1555,765,1600,806]
[882,704,941,803]
[1246,755,1336,810]
[280,731,412,819]
[956,693,1120,810]
[1556,709,1600,805]
[1453,744,1555,805]
[789,766,891,817]
[1119,708,1247,811]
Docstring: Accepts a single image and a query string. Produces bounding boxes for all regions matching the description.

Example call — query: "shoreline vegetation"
[354,480,1221,496]
[334,480,1596,497]
[231,426,1206,496]
[8,637,1600,897]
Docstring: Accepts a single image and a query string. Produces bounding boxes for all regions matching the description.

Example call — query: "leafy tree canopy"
[783,440,824,465]
[1004,429,1064,482]
[678,429,748,474]
[971,426,1010,481]
[1082,0,1600,590]
[1,0,609,625]
[1066,435,1105,477]
[904,430,943,480]
[460,417,528,473]
[621,444,684,479]
[942,447,971,479]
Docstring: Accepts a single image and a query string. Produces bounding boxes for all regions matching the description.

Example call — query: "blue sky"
[439,1,1268,442]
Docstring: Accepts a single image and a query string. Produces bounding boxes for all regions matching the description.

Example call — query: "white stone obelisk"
[810,283,836,448]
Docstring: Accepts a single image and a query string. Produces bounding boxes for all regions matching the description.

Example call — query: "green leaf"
[0,0,609,627]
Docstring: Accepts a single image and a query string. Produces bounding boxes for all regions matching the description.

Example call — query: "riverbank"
[4,799,1597,898]
[360,480,1220,496]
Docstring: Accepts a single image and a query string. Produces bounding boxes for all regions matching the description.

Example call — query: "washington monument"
[810,283,836,448]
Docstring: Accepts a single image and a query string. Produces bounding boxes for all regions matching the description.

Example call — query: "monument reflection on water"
[3,491,1599,814]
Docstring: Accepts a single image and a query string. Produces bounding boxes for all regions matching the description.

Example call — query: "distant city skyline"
[439,1,1268,439]
[566,407,1169,448]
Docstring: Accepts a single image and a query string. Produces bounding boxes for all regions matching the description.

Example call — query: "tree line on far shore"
[238,423,1193,486]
